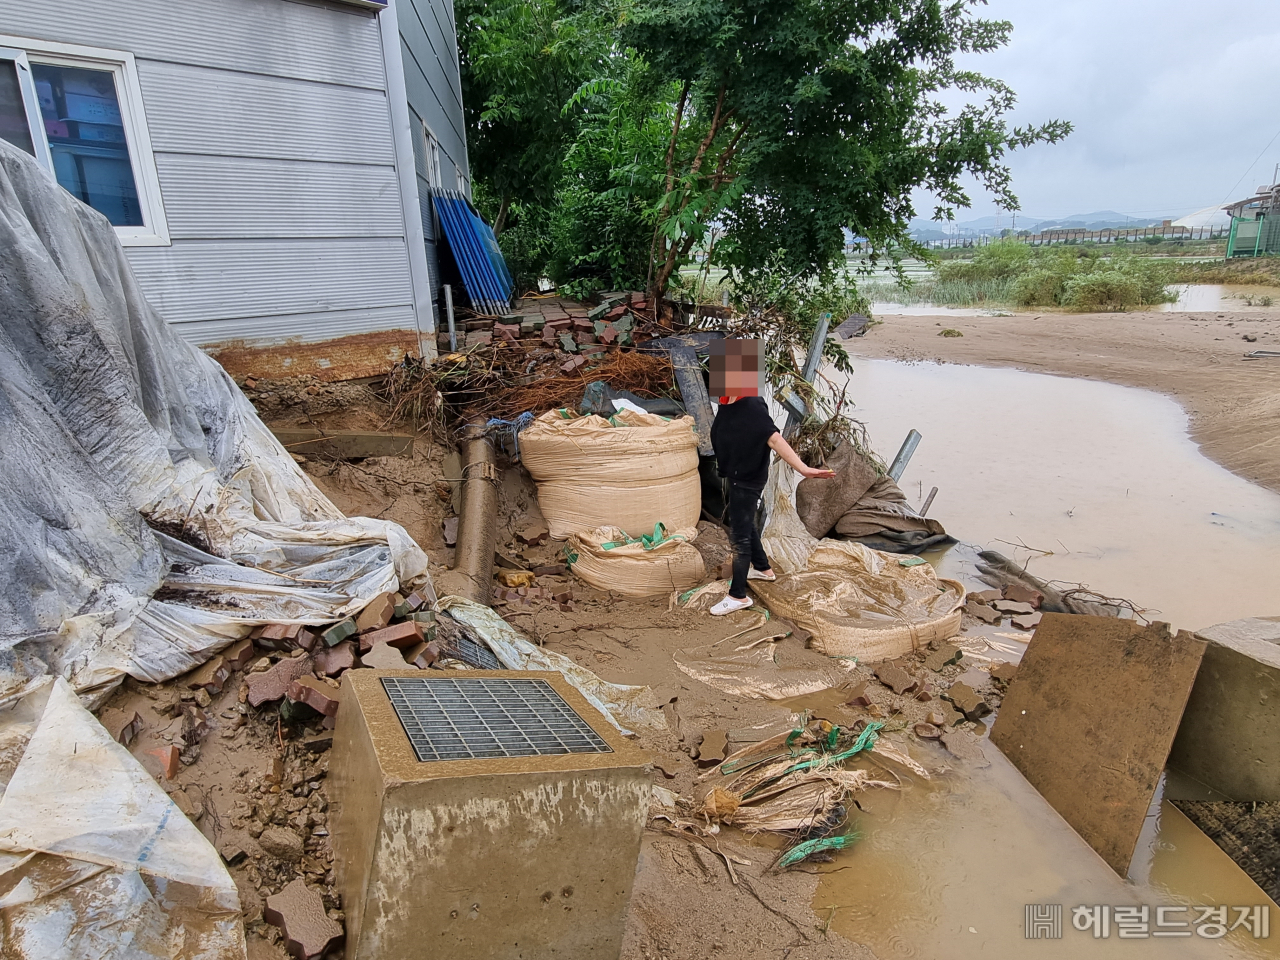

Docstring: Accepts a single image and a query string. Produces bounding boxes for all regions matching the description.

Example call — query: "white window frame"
[420,120,442,190]
[0,34,169,246]
[455,163,469,197]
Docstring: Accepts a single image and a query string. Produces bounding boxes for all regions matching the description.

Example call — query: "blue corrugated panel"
[432,190,513,315]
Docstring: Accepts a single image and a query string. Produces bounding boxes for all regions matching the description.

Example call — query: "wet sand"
[846,309,1280,494]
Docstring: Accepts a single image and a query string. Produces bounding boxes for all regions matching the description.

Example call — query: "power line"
[1216,125,1280,209]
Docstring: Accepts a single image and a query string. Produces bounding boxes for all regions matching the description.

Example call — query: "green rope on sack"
[601,523,687,552]
[777,833,857,870]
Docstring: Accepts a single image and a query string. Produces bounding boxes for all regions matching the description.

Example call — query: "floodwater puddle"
[833,358,1280,632]
[870,283,1280,315]
[799,358,1280,956]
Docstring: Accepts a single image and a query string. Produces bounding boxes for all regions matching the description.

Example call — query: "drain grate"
[381,676,613,762]
[441,633,503,671]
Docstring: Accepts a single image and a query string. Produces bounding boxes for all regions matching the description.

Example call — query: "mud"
[1170,801,1280,906]
[831,358,1280,632]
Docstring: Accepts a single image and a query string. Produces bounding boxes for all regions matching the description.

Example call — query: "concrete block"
[331,670,650,960]
[1169,616,1280,801]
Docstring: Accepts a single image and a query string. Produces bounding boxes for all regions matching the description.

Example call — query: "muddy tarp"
[795,441,953,553]
[0,140,432,703]
[0,677,244,958]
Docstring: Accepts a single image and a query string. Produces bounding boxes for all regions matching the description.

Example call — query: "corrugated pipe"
[453,422,498,604]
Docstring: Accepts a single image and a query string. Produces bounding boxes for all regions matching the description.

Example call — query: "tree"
[617,0,1072,300]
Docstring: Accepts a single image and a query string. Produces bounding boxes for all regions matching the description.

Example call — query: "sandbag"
[566,525,704,598]
[757,463,964,662]
[519,409,701,538]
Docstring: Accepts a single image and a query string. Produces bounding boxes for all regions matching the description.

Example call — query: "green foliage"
[938,328,964,337]
[938,239,1033,281]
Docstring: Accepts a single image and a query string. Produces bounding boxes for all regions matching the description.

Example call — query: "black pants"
[727,480,770,599]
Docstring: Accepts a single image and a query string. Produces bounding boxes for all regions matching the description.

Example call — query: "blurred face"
[710,338,764,398]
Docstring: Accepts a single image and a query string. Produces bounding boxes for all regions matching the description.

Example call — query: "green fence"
[1227,214,1280,258]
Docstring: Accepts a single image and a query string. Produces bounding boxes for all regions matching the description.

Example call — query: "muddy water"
[870,283,1280,316]
[833,359,1280,632]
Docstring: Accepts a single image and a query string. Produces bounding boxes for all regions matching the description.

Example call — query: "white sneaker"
[710,595,754,616]
[747,569,776,581]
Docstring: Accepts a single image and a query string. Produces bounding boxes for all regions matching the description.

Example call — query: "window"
[455,163,469,197]
[420,121,441,190]
[0,36,168,245]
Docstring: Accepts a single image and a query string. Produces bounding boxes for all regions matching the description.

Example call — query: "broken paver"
[924,642,963,672]
[442,517,459,547]
[321,618,357,647]
[220,844,248,867]
[970,589,1002,603]
[106,709,143,746]
[992,599,1036,616]
[187,655,230,695]
[361,643,409,670]
[940,728,988,764]
[874,663,918,695]
[150,745,180,780]
[265,879,345,960]
[355,593,397,633]
[359,621,423,652]
[1012,612,1043,631]
[288,676,341,717]
[224,637,257,671]
[1002,584,1044,608]
[944,682,992,721]
[842,682,873,708]
[696,729,728,768]
[913,722,942,740]
[256,623,307,649]
[247,655,315,707]
[964,600,1002,624]
[515,522,550,546]
[312,640,356,677]
[990,661,1018,683]
[404,640,440,669]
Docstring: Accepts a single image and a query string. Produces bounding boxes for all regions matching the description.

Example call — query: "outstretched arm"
[768,433,836,479]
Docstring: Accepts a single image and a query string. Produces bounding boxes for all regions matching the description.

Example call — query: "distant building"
[1224,182,1280,258]
[0,0,470,379]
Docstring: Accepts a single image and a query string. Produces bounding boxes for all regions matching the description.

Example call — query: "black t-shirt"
[711,396,779,486]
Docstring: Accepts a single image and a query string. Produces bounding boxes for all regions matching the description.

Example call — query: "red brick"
[150,745,180,780]
[264,879,344,960]
[403,590,429,612]
[287,676,341,717]
[224,637,257,671]
[493,322,520,341]
[579,344,607,356]
[255,623,306,649]
[515,522,550,546]
[360,621,423,652]
[247,655,315,707]
[532,564,567,577]
[405,640,441,669]
[355,593,397,634]
[599,325,619,344]
[312,640,356,678]
[546,318,572,331]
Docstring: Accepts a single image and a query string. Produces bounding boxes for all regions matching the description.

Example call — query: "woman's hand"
[799,465,836,479]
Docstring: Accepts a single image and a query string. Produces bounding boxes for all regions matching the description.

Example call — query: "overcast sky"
[925,0,1280,223]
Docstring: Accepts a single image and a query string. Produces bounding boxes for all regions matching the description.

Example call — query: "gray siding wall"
[0,0,427,351]
[398,0,470,306]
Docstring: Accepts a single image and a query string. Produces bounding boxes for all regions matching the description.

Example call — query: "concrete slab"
[1168,616,1280,801]
[990,614,1206,875]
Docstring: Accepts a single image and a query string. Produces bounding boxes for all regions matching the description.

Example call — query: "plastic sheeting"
[436,597,666,735]
[566,525,704,598]
[0,140,432,703]
[0,678,244,958]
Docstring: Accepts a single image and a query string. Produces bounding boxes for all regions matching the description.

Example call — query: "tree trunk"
[493,192,510,236]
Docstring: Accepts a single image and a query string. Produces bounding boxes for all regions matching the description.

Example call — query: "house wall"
[0,0,437,379]
[397,0,470,308]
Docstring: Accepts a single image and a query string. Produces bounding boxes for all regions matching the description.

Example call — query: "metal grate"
[442,633,503,671]
[381,676,613,762]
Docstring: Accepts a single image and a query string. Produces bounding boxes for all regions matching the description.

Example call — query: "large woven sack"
[566,525,704,598]
[519,409,701,539]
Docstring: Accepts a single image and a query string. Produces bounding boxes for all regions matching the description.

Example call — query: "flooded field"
[834,358,1280,632]
[800,358,1280,957]
[868,282,1280,316]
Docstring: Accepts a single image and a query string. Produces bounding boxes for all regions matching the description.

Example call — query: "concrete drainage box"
[331,669,651,960]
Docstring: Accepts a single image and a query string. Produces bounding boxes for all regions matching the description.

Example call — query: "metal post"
[444,284,457,352]
[800,314,831,385]
[921,486,938,516]
[887,429,922,483]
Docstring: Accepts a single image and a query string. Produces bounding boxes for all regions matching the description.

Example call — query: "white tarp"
[0,678,244,958]
[0,140,432,704]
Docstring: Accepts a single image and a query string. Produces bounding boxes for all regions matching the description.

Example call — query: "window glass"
[0,59,35,155]
[30,62,142,226]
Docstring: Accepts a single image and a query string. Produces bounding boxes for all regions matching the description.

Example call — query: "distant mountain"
[907,208,1178,240]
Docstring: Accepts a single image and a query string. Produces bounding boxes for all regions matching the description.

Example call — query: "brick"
[256,623,307,650]
[224,637,257,671]
[842,682,874,708]
[990,661,1019,683]
[575,332,598,345]
[287,676,341,717]
[264,757,285,783]
[558,601,575,613]
[874,663,918,695]
[187,655,230,695]
[302,733,333,753]
[493,322,520,341]
[964,600,1002,624]
[1002,584,1044,608]
[970,589,1002,603]
[312,640,356,678]
[560,356,587,375]
[915,682,935,702]
[150,745,180,780]
[403,590,430,613]
[944,681,992,721]
[108,710,143,747]
[247,655,315,707]
[532,564,568,577]
[408,610,436,625]
[598,325,619,345]
[1011,612,1043,631]
[360,621,423,653]
[924,642,963,672]
[515,522,550,546]
[321,618,357,647]
[695,729,728,768]
[296,629,318,652]
[356,593,397,634]
[360,643,409,670]
[572,317,594,332]
[558,333,578,353]
[913,722,942,740]
[579,344,607,356]
[405,640,442,669]
[220,844,248,867]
